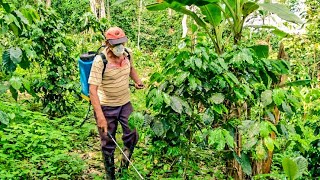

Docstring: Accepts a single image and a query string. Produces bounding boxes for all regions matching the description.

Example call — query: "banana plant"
[146,0,303,54]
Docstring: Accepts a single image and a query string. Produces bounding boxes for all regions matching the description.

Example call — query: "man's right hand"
[97,116,108,134]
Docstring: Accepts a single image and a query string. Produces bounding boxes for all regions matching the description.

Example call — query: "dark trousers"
[95,102,138,156]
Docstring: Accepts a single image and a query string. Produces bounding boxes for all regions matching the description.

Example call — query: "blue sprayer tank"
[78,51,96,98]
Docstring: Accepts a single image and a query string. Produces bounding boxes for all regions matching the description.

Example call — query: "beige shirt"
[88,49,131,106]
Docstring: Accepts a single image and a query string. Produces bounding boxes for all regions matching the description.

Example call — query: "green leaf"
[259,3,303,24]
[249,45,269,59]
[209,93,225,104]
[260,121,271,138]
[282,102,293,115]
[152,120,165,137]
[194,57,202,68]
[0,110,9,125]
[226,72,239,84]
[162,93,171,106]
[9,86,18,101]
[170,96,183,114]
[14,10,29,25]
[201,3,222,27]
[9,76,22,90]
[234,152,252,175]
[282,157,298,180]
[169,2,206,27]
[209,129,225,151]
[283,80,311,87]
[222,129,234,148]
[256,141,267,160]
[9,47,22,64]
[2,50,17,72]
[174,72,190,86]
[188,75,197,91]
[261,90,273,106]
[2,2,11,13]
[218,58,228,70]
[294,156,308,178]
[242,2,259,17]
[272,89,286,106]
[264,136,274,151]
[146,2,170,11]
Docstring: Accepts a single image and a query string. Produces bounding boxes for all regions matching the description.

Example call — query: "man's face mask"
[110,44,125,57]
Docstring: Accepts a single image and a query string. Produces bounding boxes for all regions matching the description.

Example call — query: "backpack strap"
[124,48,131,61]
[100,53,108,78]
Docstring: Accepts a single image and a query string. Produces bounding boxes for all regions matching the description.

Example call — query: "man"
[88,27,143,179]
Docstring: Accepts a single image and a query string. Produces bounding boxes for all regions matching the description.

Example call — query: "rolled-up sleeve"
[88,56,103,86]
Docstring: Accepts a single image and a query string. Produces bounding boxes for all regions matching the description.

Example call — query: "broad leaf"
[2,50,17,72]
[249,45,269,59]
[282,157,298,180]
[272,89,286,106]
[201,3,222,27]
[9,76,22,90]
[295,156,308,178]
[0,110,9,125]
[209,129,225,151]
[256,141,267,160]
[242,2,259,17]
[170,96,183,114]
[152,120,165,137]
[282,102,293,115]
[169,2,206,27]
[174,71,190,86]
[261,90,273,106]
[259,3,303,24]
[284,80,311,87]
[9,47,22,64]
[209,93,225,104]
[264,136,274,151]
[146,2,170,11]
[234,152,252,175]
[222,129,234,148]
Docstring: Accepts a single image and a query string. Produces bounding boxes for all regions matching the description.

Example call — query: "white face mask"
[111,44,125,57]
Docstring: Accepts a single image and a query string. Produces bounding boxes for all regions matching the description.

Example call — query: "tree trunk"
[106,0,110,21]
[46,0,51,7]
[90,0,98,18]
[100,0,106,19]
[137,0,143,49]
[90,0,106,19]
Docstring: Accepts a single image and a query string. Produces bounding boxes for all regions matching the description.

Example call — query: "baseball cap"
[105,27,128,45]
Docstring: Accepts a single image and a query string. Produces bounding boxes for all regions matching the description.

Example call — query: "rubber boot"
[119,145,134,174]
[103,152,115,180]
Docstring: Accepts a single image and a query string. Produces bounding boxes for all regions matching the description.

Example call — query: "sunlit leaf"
[209,93,224,104]
[264,136,274,151]
[259,3,303,24]
[295,156,308,178]
[9,76,22,90]
[242,2,259,17]
[256,141,267,160]
[170,96,183,114]
[272,89,286,106]
[9,47,22,64]
[261,90,273,106]
[282,157,298,179]
[223,129,234,148]
[152,120,165,137]
[0,110,9,125]
[201,3,222,26]
[249,45,269,59]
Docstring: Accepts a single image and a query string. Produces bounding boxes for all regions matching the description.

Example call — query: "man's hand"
[97,115,108,134]
[135,82,144,89]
